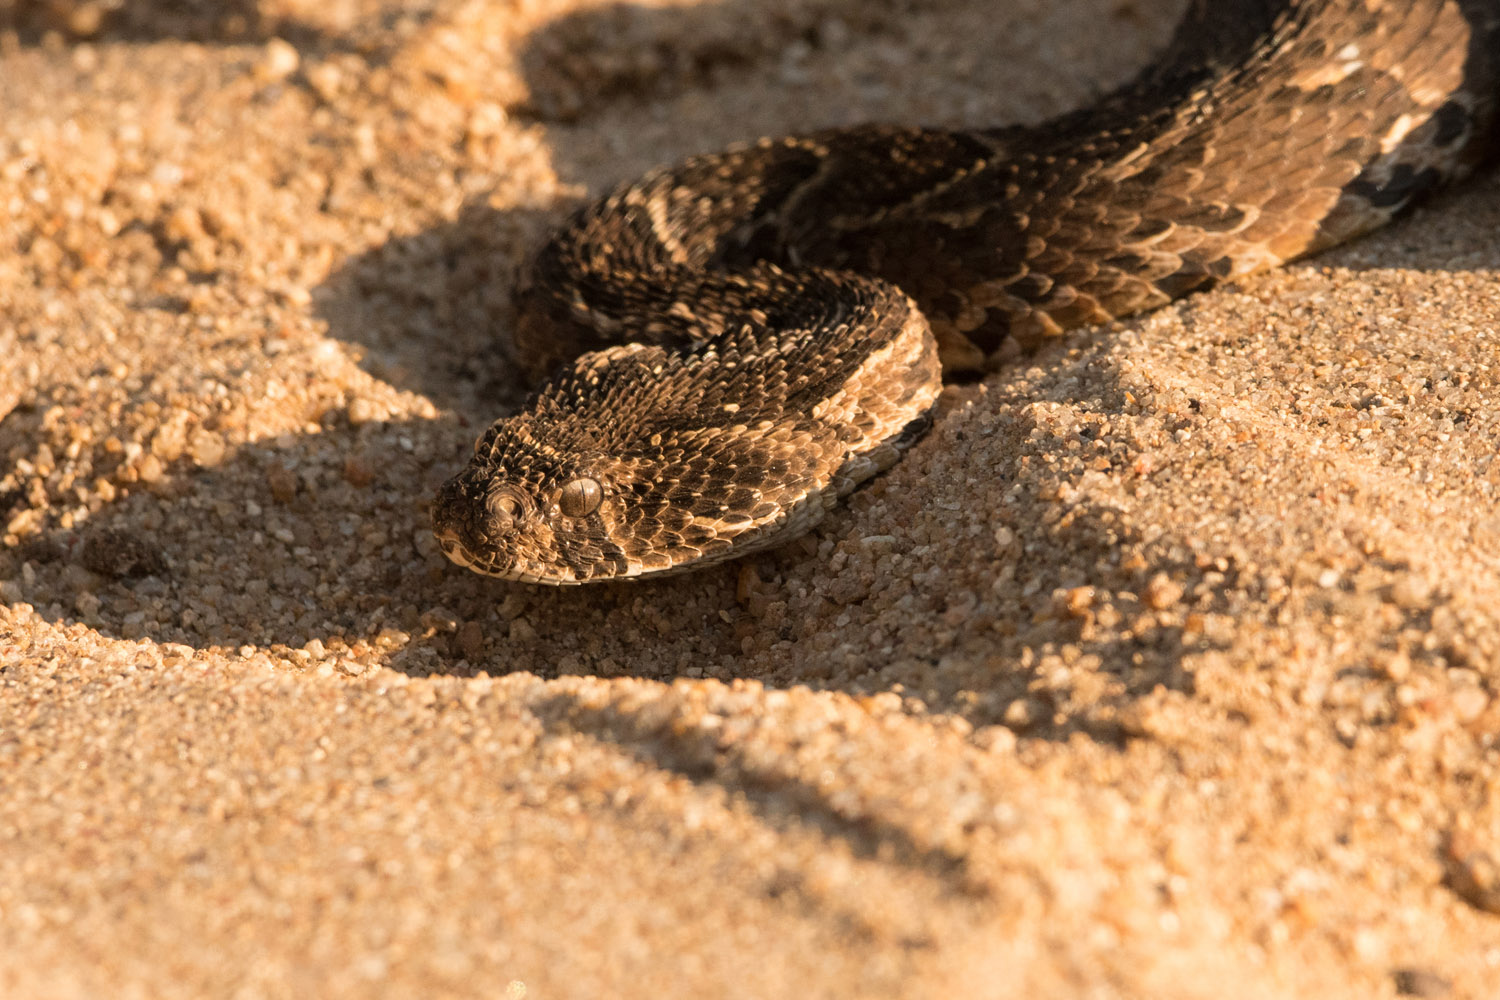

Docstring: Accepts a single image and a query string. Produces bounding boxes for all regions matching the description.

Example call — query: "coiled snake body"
[433,0,1500,584]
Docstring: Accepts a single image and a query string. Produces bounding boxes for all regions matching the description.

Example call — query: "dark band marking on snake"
[432,0,1500,585]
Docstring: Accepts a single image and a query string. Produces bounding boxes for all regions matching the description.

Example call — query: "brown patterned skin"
[433,0,1500,584]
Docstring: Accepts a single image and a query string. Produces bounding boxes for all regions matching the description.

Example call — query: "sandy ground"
[3,0,1500,997]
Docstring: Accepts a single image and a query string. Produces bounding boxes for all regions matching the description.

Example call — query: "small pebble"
[256,38,301,83]
[1144,573,1183,610]
[267,464,298,503]
[79,527,166,579]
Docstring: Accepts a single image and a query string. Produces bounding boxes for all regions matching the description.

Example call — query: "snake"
[431,0,1500,585]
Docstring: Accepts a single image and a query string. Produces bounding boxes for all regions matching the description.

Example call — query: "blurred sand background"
[2,0,1499,996]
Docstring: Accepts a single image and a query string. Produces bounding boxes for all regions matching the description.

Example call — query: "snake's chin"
[431,525,563,585]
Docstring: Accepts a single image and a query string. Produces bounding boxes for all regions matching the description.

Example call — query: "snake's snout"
[431,473,492,569]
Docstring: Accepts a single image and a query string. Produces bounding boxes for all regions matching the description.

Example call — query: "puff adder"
[433,0,1500,585]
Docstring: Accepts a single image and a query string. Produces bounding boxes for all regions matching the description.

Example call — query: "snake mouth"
[433,528,475,569]
[432,531,584,585]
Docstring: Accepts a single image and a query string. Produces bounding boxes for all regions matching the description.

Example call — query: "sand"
[2,0,1499,997]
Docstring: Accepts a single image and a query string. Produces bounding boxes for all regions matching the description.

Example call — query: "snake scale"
[432,0,1500,585]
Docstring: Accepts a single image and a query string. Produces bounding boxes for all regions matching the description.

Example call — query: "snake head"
[433,299,940,584]
[430,349,830,584]
[431,413,624,584]
[431,397,809,585]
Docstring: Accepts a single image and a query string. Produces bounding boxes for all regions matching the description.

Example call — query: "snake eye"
[558,477,602,518]
[483,490,523,536]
